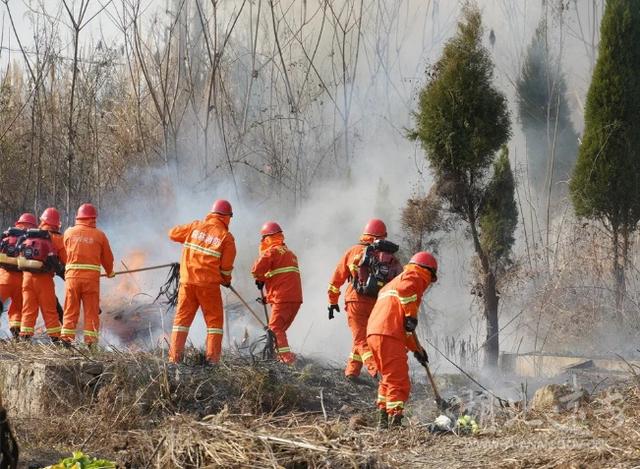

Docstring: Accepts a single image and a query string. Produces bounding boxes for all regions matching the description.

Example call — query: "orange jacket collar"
[360,234,379,245]
[206,212,231,228]
[76,218,96,228]
[40,222,60,233]
[260,232,285,253]
[404,263,433,285]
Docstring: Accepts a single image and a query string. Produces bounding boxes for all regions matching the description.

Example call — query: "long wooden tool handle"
[412,331,443,403]
[229,285,268,329]
[99,263,176,277]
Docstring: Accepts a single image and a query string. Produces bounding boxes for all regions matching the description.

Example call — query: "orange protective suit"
[367,264,433,416]
[252,233,302,364]
[0,270,22,334]
[0,221,34,336]
[20,224,67,338]
[61,219,114,344]
[168,213,236,363]
[328,236,379,377]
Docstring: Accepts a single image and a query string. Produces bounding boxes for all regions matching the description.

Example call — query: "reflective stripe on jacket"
[366,265,432,347]
[252,242,302,304]
[169,213,236,286]
[328,238,375,305]
[63,220,114,280]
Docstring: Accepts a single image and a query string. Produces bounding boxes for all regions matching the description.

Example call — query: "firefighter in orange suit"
[20,208,67,340]
[61,203,115,345]
[168,199,236,364]
[367,251,437,428]
[0,213,37,338]
[251,221,302,364]
[328,218,390,379]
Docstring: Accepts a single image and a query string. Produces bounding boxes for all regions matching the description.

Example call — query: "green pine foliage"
[410,4,513,367]
[516,19,579,195]
[480,146,518,267]
[410,6,510,185]
[570,0,640,228]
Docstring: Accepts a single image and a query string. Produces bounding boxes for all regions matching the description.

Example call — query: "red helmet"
[211,199,233,216]
[16,213,37,228]
[260,221,282,237]
[40,207,61,228]
[363,218,387,238]
[76,203,98,219]
[409,251,438,281]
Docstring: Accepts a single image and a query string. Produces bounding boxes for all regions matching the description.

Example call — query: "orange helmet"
[211,199,233,216]
[76,203,98,219]
[363,218,387,238]
[260,221,282,237]
[40,207,61,228]
[409,251,438,282]
[16,213,37,228]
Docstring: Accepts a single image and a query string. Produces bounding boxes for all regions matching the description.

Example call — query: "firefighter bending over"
[367,251,437,428]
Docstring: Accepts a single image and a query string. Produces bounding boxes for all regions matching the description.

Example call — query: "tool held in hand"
[412,331,450,411]
[100,262,177,277]
[256,284,277,360]
[228,285,268,329]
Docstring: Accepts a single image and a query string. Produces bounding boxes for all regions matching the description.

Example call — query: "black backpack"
[352,239,402,297]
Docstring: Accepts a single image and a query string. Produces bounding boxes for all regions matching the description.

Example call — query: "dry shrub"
[501,220,640,355]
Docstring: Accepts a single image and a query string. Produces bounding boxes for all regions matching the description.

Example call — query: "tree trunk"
[483,270,500,368]
[612,225,625,324]
[467,198,500,369]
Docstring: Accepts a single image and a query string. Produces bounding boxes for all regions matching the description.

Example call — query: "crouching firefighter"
[61,204,115,345]
[367,251,437,428]
[0,213,38,338]
[327,219,402,379]
[251,222,302,364]
[19,208,67,341]
[168,199,236,364]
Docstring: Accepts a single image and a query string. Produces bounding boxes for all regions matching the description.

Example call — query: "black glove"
[222,283,231,289]
[328,304,340,320]
[413,348,429,365]
[255,280,265,290]
[404,316,418,332]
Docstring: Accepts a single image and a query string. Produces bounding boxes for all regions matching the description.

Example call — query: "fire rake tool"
[412,332,450,411]
[228,285,268,329]
[229,286,280,360]
[256,287,277,360]
[100,262,177,277]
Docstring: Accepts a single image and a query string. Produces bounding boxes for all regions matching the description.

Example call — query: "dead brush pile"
[4,341,640,468]
[1,341,382,467]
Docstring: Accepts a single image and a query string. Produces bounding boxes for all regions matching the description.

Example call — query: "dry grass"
[2,342,640,468]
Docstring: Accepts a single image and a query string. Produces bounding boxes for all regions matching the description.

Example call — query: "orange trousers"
[20,273,62,338]
[169,283,224,363]
[368,334,410,416]
[61,278,100,344]
[0,273,23,332]
[268,302,301,364]
[345,301,378,377]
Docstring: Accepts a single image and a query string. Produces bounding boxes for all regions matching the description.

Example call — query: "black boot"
[389,413,404,428]
[9,327,20,340]
[377,409,389,430]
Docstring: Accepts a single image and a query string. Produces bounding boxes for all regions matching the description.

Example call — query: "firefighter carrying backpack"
[352,239,402,297]
[0,228,26,272]
[17,229,59,274]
